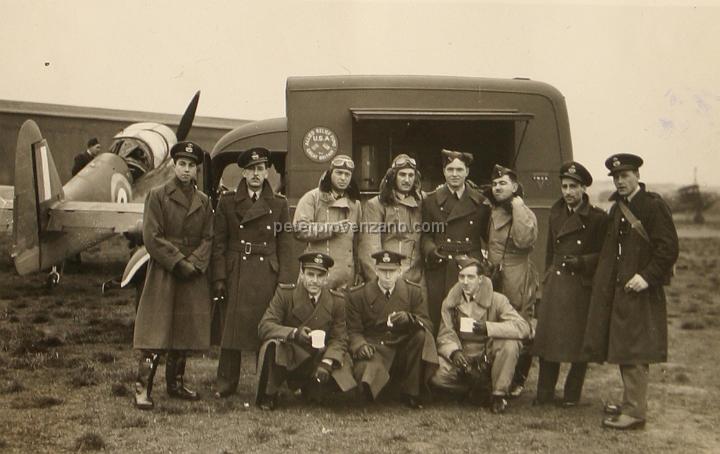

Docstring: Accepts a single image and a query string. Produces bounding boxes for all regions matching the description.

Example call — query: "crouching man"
[431,256,531,414]
[255,252,356,410]
[346,250,438,409]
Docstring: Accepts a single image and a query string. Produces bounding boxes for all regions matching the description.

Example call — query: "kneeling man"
[431,256,531,413]
[255,252,356,410]
[346,250,438,409]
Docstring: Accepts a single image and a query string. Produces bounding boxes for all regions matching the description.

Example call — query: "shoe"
[166,353,200,401]
[134,382,154,410]
[508,384,524,399]
[559,399,579,408]
[167,380,200,400]
[404,395,424,410]
[258,394,277,411]
[604,402,622,415]
[491,395,507,414]
[602,414,646,430]
[213,390,233,399]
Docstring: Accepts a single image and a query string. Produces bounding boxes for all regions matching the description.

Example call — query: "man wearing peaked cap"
[359,154,424,285]
[583,153,678,430]
[256,251,356,410]
[532,161,607,408]
[212,146,293,398]
[346,249,438,409]
[431,254,530,414]
[293,154,362,289]
[170,141,204,164]
[422,148,491,336]
[486,163,538,398]
[72,137,102,176]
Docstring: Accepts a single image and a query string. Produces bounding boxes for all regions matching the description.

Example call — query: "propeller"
[176,91,200,142]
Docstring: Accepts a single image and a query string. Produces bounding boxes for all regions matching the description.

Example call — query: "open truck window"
[351,113,531,194]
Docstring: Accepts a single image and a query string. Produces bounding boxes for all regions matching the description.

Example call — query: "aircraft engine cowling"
[110,122,177,181]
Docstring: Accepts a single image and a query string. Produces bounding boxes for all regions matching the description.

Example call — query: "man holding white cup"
[431,256,530,414]
[255,252,356,410]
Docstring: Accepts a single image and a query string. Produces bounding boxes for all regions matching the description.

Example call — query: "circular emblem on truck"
[302,127,339,163]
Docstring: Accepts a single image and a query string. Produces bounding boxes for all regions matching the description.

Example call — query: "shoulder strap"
[617,201,650,243]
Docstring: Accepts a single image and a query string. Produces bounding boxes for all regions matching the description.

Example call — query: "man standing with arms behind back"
[584,153,678,430]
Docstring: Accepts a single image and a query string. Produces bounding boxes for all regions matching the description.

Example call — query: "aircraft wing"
[45,201,144,233]
[0,185,13,233]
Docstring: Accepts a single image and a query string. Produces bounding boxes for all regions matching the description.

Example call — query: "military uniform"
[346,272,438,402]
[255,282,357,407]
[212,148,293,396]
[422,182,491,334]
[533,162,607,404]
[583,154,679,428]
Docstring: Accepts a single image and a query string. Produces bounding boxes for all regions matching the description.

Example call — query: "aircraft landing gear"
[46,266,61,289]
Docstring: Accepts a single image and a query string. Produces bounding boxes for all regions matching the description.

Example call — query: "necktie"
[385,290,391,299]
[251,193,258,203]
[454,192,460,200]
[310,296,317,306]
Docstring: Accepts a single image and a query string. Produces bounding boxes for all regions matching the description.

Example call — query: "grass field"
[1,226,719,453]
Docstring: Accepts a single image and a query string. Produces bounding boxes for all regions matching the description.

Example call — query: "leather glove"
[174,259,198,280]
[473,320,488,335]
[389,311,412,329]
[355,343,375,360]
[313,362,333,384]
[212,281,227,300]
[450,349,470,370]
[562,255,583,272]
[293,326,312,346]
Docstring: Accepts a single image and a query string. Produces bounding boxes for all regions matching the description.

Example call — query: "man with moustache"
[584,154,678,430]
[294,155,362,289]
[360,154,424,284]
[421,149,491,334]
[212,147,293,398]
[133,141,213,409]
[346,250,438,409]
[485,164,538,398]
[532,162,607,407]
[255,252,356,410]
[431,256,530,414]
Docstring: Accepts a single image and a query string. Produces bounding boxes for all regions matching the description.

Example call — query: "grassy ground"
[1,229,719,453]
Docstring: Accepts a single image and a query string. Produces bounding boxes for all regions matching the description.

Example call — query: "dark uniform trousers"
[258,343,341,398]
[536,359,588,403]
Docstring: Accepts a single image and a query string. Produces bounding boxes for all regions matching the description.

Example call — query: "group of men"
[131,140,678,431]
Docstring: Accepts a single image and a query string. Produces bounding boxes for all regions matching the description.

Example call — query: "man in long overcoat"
[346,250,438,409]
[212,148,293,398]
[422,149,491,334]
[293,156,362,289]
[486,164,539,397]
[359,154,424,284]
[432,256,530,414]
[133,141,213,410]
[583,153,678,430]
[532,161,607,406]
[255,252,356,410]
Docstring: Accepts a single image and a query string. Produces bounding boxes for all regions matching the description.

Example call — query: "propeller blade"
[176,91,200,141]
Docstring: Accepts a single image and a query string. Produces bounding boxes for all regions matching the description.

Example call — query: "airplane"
[3,92,201,289]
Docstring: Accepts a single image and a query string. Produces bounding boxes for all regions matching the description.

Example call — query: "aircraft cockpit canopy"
[110,122,176,181]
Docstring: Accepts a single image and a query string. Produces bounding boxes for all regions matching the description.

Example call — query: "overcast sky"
[1,0,718,185]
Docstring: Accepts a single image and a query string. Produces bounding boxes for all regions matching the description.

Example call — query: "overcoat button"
[470,221,474,225]
[266,226,271,230]
[242,256,247,261]
[556,270,561,275]
[240,225,244,229]
[260,257,264,261]
[577,240,582,244]
[447,238,452,242]
[269,209,272,214]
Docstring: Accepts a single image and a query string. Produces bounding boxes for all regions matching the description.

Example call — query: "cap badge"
[185,144,193,153]
[382,253,390,263]
[612,158,620,167]
[314,255,323,264]
[568,165,576,174]
[251,152,259,161]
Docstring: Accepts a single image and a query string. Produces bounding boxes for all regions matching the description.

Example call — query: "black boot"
[166,351,199,400]
[134,352,159,410]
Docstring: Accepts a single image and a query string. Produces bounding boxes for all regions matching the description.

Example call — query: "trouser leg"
[563,362,588,403]
[396,330,426,397]
[491,340,520,396]
[620,364,649,420]
[536,358,560,403]
[216,348,242,396]
[512,346,533,388]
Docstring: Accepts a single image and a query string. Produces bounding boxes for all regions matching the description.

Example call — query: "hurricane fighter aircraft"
[3,92,201,290]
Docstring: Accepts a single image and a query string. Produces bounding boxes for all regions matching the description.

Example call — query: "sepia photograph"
[0,0,718,452]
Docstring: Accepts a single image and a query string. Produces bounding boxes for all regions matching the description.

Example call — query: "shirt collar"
[627,184,641,202]
[377,281,395,296]
[446,183,465,199]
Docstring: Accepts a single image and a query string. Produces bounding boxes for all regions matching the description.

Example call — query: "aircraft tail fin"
[12,120,64,274]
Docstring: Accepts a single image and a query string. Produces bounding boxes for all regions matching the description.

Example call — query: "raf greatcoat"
[212,179,293,351]
[294,187,362,289]
[583,184,679,364]
[255,284,356,401]
[487,201,538,321]
[346,279,438,398]
[421,184,491,332]
[134,178,214,350]
[533,195,607,362]
[359,192,423,284]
